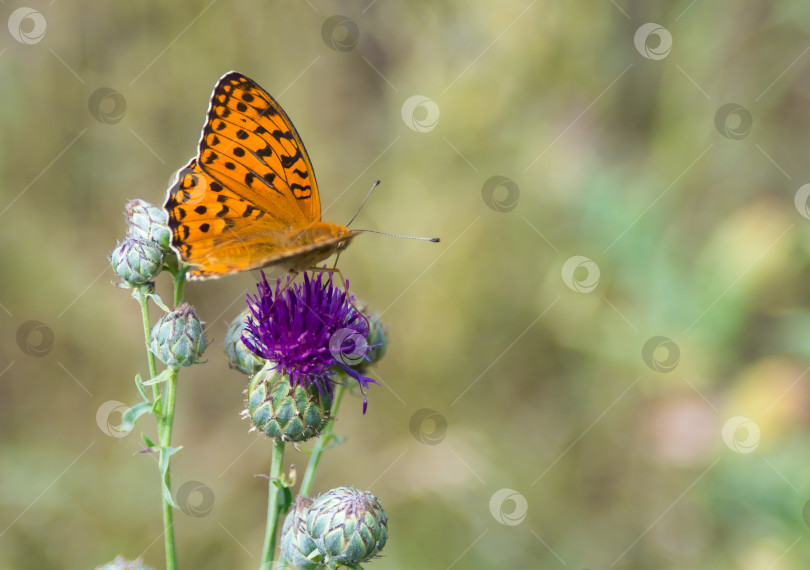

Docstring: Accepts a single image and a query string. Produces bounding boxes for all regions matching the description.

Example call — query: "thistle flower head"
[280,496,321,568]
[306,486,388,568]
[352,302,388,371]
[110,237,162,286]
[124,199,171,253]
[149,303,206,367]
[242,271,376,411]
[224,308,265,376]
[246,363,331,442]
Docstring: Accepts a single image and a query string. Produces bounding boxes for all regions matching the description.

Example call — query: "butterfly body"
[164,71,356,280]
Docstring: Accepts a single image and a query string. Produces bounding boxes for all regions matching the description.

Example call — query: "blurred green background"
[3,0,810,568]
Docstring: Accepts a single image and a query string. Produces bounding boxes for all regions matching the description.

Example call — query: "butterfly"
[164,71,358,280]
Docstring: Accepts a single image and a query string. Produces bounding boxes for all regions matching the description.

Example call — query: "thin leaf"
[280,486,293,516]
[159,445,183,509]
[120,401,153,433]
[143,369,172,386]
[148,292,171,313]
[133,373,150,402]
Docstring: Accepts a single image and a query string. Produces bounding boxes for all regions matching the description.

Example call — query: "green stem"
[157,265,185,570]
[158,368,179,570]
[136,290,161,407]
[261,439,287,569]
[173,268,185,307]
[299,382,345,498]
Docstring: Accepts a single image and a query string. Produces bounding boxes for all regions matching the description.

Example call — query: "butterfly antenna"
[346,180,381,228]
[355,229,440,242]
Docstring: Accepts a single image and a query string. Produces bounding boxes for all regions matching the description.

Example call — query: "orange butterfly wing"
[164,71,357,280]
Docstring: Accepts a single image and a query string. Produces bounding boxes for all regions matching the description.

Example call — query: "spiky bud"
[246,362,332,442]
[280,496,321,569]
[149,303,206,367]
[306,487,388,568]
[125,199,171,253]
[95,556,154,570]
[110,237,162,286]
[225,308,265,376]
[352,303,388,370]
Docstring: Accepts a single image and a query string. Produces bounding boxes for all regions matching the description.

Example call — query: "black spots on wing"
[245,172,255,186]
[236,102,248,113]
[263,172,276,185]
[242,92,255,103]
[243,205,258,218]
[204,152,218,165]
[292,168,309,180]
[210,135,221,146]
[257,145,273,158]
[271,130,293,142]
[199,223,210,233]
[210,182,223,192]
[216,194,228,203]
[224,161,236,171]
[180,225,190,240]
[236,129,249,140]
[254,125,268,135]
[233,147,245,158]
[194,205,207,215]
[281,149,301,169]
[291,184,312,199]
[217,205,230,217]
[216,121,226,131]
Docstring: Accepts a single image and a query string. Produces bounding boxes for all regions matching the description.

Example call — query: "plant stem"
[151,266,184,570]
[173,268,185,307]
[299,382,345,497]
[136,290,161,407]
[261,439,287,569]
[158,367,179,570]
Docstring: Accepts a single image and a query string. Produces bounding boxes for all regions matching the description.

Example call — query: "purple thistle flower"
[242,271,377,413]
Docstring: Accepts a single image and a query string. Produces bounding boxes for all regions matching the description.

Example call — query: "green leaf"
[120,402,153,433]
[142,434,156,448]
[158,445,183,509]
[319,433,346,453]
[133,373,150,402]
[143,369,172,386]
[280,485,293,516]
[148,292,171,313]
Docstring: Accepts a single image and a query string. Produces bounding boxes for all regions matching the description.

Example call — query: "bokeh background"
[3,1,810,568]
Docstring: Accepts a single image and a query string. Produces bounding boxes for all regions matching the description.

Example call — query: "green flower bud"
[353,303,388,370]
[224,308,265,376]
[110,237,162,286]
[306,487,388,568]
[125,199,171,253]
[245,362,332,442]
[149,303,206,367]
[280,496,321,569]
[95,555,154,570]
